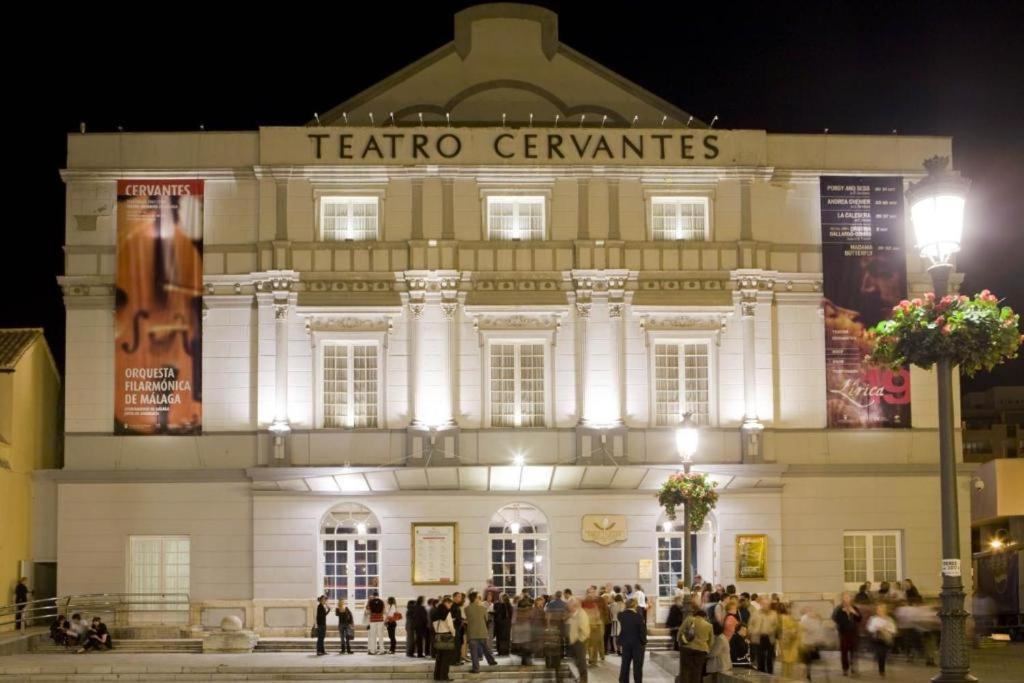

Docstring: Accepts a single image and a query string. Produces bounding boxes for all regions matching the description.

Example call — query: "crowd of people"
[673,577,938,681]
[313,581,655,682]
[48,613,113,653]
[310,576,941,682]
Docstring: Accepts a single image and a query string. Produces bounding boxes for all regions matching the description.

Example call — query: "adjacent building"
[0,329,61,629]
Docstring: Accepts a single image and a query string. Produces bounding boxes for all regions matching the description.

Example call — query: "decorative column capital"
[440,302,458,320]
[409,302,425,320]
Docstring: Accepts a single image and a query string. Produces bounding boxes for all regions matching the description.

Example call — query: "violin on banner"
[114,180,203,435]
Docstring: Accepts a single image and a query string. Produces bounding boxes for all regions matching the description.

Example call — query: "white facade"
[50,4,972,631]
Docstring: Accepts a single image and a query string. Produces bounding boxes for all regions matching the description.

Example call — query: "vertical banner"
[820,176,910,428]
[115,180,203,435]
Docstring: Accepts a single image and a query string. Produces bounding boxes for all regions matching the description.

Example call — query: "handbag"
[434,633,455,650]
[310,626,319,638]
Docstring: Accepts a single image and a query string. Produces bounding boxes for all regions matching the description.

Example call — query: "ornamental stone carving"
[303,315,395,333]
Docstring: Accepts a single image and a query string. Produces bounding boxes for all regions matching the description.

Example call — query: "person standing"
[607,593,624,655]
[14,577,30,630]
[494,593,513,656]
[567,599,591,683]
[512,594,535,666]
[617,598,646,683]
[409,596,429,658]
[678,608,714,683]
[335,600,354,654]
[432,597,456,682]
[666,597,684,652]
[631,585,648,625]
[777,604,800,679]
[466,591,498,673]
[831,592,862,676]
[582,589,604,665]
[314,595,329,656]
[385,596,401,654]
[748,597,779,673]
[365,592,386,655]
[903,579,922,605]
[866,603,896,678]
[450,592,467,665]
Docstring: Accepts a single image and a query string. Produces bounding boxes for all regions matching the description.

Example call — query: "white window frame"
[842,530,903,591]
[317,195,381,241]
[485,195,547,241]
[645,193,713,241]
[482,332,553,428]
[646,332,717,427]
[312,331,386,429]
[127,535,190,596]
[487,504,550,598]
[320,521,382,611]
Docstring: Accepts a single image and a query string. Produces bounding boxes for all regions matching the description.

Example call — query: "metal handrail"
[0,593,190,630]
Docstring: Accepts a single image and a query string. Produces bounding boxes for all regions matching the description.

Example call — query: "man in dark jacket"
[666,598,684,651]
[617,598,647,683]
[14,578,30,630]
[832,592,863,675]
[409,596,429,658]
[315,595,329,655]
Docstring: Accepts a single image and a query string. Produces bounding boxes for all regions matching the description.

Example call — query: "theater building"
[49,4,972,631]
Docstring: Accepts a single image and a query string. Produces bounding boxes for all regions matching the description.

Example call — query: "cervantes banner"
[115,180,203,435]
[820,176,910,428]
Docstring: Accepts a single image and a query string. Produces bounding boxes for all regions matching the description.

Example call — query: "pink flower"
[936,316,946,326]
[959,295,969,303]
[911,298,923,307]
[941,325,952,335]
[924,292,936,302]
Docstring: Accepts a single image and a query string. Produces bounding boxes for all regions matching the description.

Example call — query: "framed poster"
[736,534,768,580]
[638,558,653,581]
[412,522,458,585]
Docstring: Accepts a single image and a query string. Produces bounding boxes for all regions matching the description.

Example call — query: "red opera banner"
[115,180,203,435]
[820,176,911,428]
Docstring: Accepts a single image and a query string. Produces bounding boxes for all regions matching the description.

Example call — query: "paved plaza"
[0,645,1021,682]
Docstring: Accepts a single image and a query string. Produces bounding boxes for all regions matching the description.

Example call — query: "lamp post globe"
[907,156,975,683]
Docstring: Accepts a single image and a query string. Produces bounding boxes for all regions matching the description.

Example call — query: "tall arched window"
[488,503,549,598]
[321,503,381,607]
[655,512,717,598]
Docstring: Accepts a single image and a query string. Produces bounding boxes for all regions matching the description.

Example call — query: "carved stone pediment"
[472,313,562,331]
[638,313,729,332]
[303,314,395,334]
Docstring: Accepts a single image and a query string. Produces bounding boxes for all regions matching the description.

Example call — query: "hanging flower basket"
[868,290,1021,377]
[657,471,719,529]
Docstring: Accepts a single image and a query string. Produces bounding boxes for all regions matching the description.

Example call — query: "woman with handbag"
[385,597,402,654]
[335,600,354,654]
[432,596,456,681]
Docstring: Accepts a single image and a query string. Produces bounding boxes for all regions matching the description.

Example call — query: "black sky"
[7,0,1023,392]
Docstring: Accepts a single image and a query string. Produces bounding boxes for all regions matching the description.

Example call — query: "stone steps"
[254,635,675,652]
[30,639,203,654]
[0,661,571,681]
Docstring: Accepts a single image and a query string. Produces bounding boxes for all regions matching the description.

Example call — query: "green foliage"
[656,471,719,529]
[869,290,1021,377]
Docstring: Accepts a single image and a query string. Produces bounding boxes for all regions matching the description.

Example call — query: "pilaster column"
[408,295,426,427]
[255,271,299,463]
[574,293,591,425]
[736,273,766,461]
[607,298,626,428]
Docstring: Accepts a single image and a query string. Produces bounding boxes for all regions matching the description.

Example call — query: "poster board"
[412,522,458,585]
[735,534,768,580]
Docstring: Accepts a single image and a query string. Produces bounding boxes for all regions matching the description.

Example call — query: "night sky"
[8,0,1023,393]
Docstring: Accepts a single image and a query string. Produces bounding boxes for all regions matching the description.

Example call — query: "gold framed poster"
[735,534,768,580]
[412,522,459,585]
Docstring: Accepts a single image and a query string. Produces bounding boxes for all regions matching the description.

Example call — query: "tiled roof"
[0,328,42,371]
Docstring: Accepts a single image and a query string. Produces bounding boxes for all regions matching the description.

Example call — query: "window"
[322,504,381,606]
[843,531,902,588]
[128,536,190,595]
[490,342,545,427]
[489,504,549,597]
[320,197,379,241]
[651,197,709,241]
[654,341,710,426]
[323,342,379,428]
[487,196,545,240]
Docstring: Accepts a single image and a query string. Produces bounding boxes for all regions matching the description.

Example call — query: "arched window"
[655,512,716,598]
[488,503,549,598]
[321,503,381,606]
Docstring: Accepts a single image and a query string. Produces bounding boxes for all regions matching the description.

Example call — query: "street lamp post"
[674,411,699,683]
[906,156,975,683]
[675,412,699,587]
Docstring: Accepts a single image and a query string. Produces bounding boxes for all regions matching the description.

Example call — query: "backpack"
[682,618,697,644]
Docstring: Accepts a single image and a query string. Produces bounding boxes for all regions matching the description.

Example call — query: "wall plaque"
[735,534,768,580]
[581,515,628,545]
